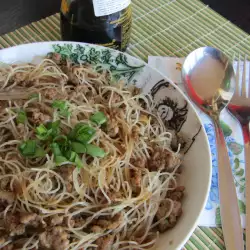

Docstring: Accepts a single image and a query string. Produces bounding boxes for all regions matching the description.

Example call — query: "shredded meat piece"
[128,85,141,96]
[0,191,15,205]
[0,178,10,191]
[108,213,123,230]
[0,236,6,245]
[42,88,59,100]
[29,108,51,125]
[12,72,27,84]
[94,213,123,232]
[56,165,74,192]
[130,157,147,169]
[76,85,97,97]
[157,200,183,233]
[20,212,37,225]
[156,200,171,220]
[0,199,8,213]
[39,226,69,250]
[107,190,123,203]
[5,211,40,237]
[91,225,103,233]
[0,100,8,112]
[130,168,142,188]
[5,213,25,237]
[49,53,64,65]
[16,124,25,138]
[71,217,86,228]
[167,186,185,201]
[50,215,64,226]
[148,148,180,172]
[110,93,122,105]
[12,179,23,196]
[106,119,119,138]
[2,244,14,250]
[95,235,114,250]
[96,219,109,228]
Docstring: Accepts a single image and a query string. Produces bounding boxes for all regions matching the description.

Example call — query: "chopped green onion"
[69,152,83,168]
[86,144,106,158]
[71,142,86,153]
[36,121,60,140]
[34,147,46,157]
[36,126,51,141]
[90,111,107,125]
[68,151,77,162]
[74,153,84,168]
[64,151,84,168]
[53,135,68,144]
[36,124,47,135]
[47,120,61,137]
[19,140,45,158]
[51,143,63,156]
[19,140,36,156]
[73,123,96,143]
[52,100,71,117]
[52,100,67,110]
[47,120,61,130]
[55,156,69,165]
[16,110,27,124]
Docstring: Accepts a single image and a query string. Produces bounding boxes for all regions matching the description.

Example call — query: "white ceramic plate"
[0,42,212,250]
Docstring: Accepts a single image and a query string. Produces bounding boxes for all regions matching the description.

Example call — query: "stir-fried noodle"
[0,55,184,250]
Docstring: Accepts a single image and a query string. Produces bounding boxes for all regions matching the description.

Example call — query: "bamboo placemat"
[0,0,249,249]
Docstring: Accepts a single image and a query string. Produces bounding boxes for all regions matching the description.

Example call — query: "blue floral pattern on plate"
[195,110,246,226]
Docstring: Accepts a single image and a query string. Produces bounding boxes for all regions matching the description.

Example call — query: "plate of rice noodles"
[0,42,211,250]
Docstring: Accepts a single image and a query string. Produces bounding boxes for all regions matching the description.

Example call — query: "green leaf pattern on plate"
[217,117,246,224]
[51,44,145,82]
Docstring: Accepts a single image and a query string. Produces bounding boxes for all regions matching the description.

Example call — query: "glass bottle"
[60,0,132,51]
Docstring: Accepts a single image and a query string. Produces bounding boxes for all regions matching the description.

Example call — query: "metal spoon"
[182,47,244,250]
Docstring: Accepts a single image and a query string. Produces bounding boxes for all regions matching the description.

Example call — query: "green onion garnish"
[36,121,60,140]
[55,156,69,166]
[71,142,86,154]
[16,110,27,124]
[64,151,84,168]
[51,142,63,157]
[47,120,61,137]
[90,111,107,125]
[19,140,45,158]
[36,124,48,140]
[86,144,106,158]
[52,100,71,117]
[72,123,96,143]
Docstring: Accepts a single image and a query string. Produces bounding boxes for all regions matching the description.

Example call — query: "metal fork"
[228,55,250,249]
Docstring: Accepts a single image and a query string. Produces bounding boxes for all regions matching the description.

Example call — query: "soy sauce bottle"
[60,0,132,51]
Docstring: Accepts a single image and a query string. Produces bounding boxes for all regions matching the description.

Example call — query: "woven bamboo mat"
[0,0,249,249]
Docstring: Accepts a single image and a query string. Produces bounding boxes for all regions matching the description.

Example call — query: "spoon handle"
[215,122,244,250]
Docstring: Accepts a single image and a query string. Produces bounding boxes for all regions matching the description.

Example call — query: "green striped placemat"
[0,0,249,249]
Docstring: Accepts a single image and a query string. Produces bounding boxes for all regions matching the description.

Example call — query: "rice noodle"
[0,56,184,250]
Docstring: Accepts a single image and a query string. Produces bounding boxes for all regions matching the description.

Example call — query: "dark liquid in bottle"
[60,0,132,51]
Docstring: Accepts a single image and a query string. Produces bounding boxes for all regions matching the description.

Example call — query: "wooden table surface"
[0,0,249,36]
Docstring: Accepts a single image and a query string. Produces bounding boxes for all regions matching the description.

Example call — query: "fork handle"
[244,124,250,250]
[215,121,244,250]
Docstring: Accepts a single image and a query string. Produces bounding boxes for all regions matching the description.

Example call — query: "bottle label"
[93,0,131,17]
[98,6,132,51]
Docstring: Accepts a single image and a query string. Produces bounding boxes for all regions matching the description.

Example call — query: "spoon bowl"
[182,47,235,120]
[182,47,244,250]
